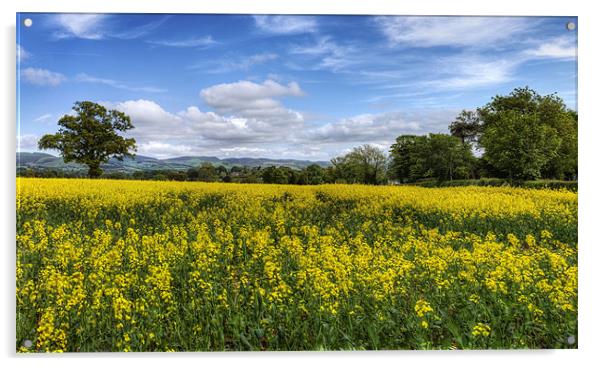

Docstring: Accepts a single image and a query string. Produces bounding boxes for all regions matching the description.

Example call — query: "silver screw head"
[566,22,576,31]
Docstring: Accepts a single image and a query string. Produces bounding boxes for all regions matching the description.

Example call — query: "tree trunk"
[87,162,102,178]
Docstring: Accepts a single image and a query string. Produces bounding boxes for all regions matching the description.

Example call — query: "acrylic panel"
[16,13,578,352]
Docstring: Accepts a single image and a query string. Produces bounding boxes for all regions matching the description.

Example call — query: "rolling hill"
[16,152,330,173]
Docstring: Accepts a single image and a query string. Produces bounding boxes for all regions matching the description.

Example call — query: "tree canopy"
[449,110,481,146]
[478,87,577,180]
[389,134,474,183]
[331,144,388,185]
[38,101,137,178]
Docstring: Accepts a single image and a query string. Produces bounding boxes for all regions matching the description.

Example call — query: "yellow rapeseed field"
[16,178,577,351]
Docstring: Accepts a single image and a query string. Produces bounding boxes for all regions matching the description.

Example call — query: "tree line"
[34,87,577,184]
[389,87,577,183]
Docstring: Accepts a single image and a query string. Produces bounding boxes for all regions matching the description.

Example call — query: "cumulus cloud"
[375,16,532,48]
[290,110,457,159]
[177,106,263,142]
[94,79,309,157]
[253,15,317,34]
[109,99,184,139]
[105,93,303,147]
[90,74,458,160]
[136,141,196,159]
[21,67,66,86]
[200,79,305,128]
[307,112,428,144]
[94,93,458,160]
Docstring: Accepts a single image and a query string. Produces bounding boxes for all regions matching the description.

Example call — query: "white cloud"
[219,147,268,154]
[136,141,196,159]
[52,14,109,40]
[75,73,167,93]
[177,106,262,142]
[293,110,458,159]
[94,96,460,160]
[17,134,39,151]
[307,112,423,144]
[290,37,356,72]
[21,68,66,86]
[50,14,168,40]
[375,16,532,48]
[106,97,293,146]
[198,53,279,74]
[148,35,216,48]
[200,79,305,127]
[34,114,53,123]
[426,55,518,90]
[201,80,303,105]
[17,44,30,62]
[109,99,184,138]
[98,80,308,157]
[134,142,274,160]
[253,15,317,34]
[248,53,279,64]
[524,37,577,59]
[111,16,170,40]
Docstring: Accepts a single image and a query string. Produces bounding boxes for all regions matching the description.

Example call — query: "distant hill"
[16,152,330,173]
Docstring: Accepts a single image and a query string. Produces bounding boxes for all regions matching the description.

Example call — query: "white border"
[2,1,600,366]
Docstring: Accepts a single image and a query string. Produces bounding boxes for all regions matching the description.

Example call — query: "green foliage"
[198,163,219,182]
[299,164,326,185]
[331,144,388,185]
[522,180,578,191]
[478,87,577,181]
[37,101,137,178]
[480,112,560,181]
[407,178,577,191]
[387,135,417,182]
[261,166,292,184]
[389,134,475,183]
[449,110,481,145]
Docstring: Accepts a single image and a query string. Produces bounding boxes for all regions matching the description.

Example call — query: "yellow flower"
[415,299,434,318]
[472,323,491,337]
[15,178,577,351]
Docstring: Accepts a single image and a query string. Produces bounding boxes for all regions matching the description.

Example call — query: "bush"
[406,178,577,191]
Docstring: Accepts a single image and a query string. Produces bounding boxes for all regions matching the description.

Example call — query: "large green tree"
[261,166,290,184]
[449,110,481,146]
[331,144,388,185]
[389,134,475,183]
[480,112,560,181]
[38,101,137,178]
[478,87,577,180]
[197,163,219,182]
[388,135,418,183]
[425,134,476,181]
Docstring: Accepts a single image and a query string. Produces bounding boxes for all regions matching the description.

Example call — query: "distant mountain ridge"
[16,152,331,173]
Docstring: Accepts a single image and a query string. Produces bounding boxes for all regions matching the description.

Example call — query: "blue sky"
[17,14,577,160]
